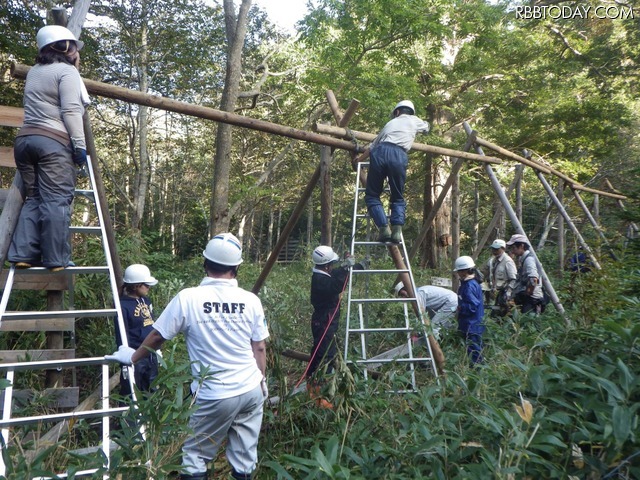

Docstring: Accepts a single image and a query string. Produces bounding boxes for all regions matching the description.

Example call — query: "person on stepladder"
[306,245,366,409]
[107,233,269,480]
[453,256,485,366]
[115,264,160,402]
[352,100,430,243]
[8,26,90,272]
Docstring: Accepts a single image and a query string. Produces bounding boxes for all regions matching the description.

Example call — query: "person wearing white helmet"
[394,281,458,337]
[352,99,430,243]
[506,234,546,315]
[8,25,90,272]
[484,239,517,317]
[307,245,365,408]
[116,264,160,400]
[453,255,485,365]
[106,233,269,480]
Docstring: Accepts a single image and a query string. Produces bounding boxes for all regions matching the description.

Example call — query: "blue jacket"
[116,295,155,349]
[457,277,485,334]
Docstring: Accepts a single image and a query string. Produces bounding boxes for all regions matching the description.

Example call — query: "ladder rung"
[0,406,129,428]
[70,226,102,234]
[352,240,403,246]
[352,269,410,274]
[10,266,110,275]
[1,309,117,321]
[349,357,434,365]
[75,189,95,198]
[350,297,418,303]
[348,327,413,333]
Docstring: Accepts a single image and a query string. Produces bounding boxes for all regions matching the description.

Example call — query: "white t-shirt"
[416,286,458,314]
[153,277,269,400]
[369,114,430,152]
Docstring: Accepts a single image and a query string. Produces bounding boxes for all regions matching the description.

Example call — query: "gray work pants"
[182,384,264,477]
[8,135,76,268]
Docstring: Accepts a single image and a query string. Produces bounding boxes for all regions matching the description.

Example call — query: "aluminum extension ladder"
[0,156,139,479]
[343,161,438,391]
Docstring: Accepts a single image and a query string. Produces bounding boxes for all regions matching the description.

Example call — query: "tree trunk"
[209,0,252,236]
[320,146,332,245]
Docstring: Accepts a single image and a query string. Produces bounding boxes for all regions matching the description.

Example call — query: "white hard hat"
[36,25,84,52]
[312,245,339,265]
[490,239,506,249]
[453,255,475,272]
[203,233,244,266]
[123,264,158,286]
[392,100,415,117]
[506,234,529,246]
[393,281,405,296]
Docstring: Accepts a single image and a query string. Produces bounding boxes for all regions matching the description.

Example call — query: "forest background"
[0,0,639,478]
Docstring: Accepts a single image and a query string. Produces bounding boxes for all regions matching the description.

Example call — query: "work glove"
[261,377,269,400]
[105,345,135,365]
[357,257,370,270]
[72,148,87,166]
[342,255,356,268]
[77,163,89,178]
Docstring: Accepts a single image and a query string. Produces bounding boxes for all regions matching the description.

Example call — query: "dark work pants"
[119,354,159,399]
[365,142,408,227]
[307,312,339,379]
[458,323,485,365]
[8,135,76,268]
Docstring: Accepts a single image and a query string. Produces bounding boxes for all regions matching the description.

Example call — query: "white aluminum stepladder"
[0,155,144,479]
[343,161,438,392]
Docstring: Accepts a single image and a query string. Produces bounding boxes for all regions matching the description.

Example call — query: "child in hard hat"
[116,264,159,400]
[453,256,485,365]
[352,100,430,243]
[307,246,365,408]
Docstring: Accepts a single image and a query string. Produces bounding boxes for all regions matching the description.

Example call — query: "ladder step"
[348,357,434,365]
[352,269,410,274]
[0,406,129,428]
[1,309,117,321]
[74,189,95,198]
[70,226,102,234]
[10,266,110,275]
[352,241,402,246]
[348,327,414,333]
[350,297,418,303]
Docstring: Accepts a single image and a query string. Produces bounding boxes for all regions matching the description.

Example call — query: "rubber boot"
[391,225,403,244]
[377,225,392,243]
[231,469,252,480]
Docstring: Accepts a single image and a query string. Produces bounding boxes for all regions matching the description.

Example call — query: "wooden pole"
[451,165,460,292]
[604,178,639,234]
[463,122,568,321]
[320,146,332,245]
[474,137,627,200]
[571,189,617,260]
[515,164,524,223]
[252,165,321,294]
[536,172,601,270]
[313,122,501,164]
[409,133,477,262]
[471,166,524,260]
[0,175,24,272]
[339,99,360,128]
[325,90,343,124]
[9,63,363,154]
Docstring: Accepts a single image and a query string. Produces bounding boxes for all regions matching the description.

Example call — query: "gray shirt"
[415,286,458,315]
[369,114,430,152]
[517,251,544,299]
[22,62,87,150]
[487,252,517,291]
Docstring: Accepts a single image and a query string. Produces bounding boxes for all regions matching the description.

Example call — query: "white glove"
[261,378,269,400]
[105,345,135,365]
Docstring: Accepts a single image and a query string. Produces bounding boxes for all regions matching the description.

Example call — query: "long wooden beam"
[10,62,364,153]
[474,137,627,200]
[314,122,501,164]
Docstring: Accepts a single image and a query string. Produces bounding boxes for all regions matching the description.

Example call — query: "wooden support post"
[45,292,64,389]
[252,164,322,294]
[320,146,332,245]
[0,175,24,272]
[572,189,617,260]
[409,133,477,262]
[557,180,565,277]
[604,178,639,235]
[325,90,343,124]
[463,122,568,321]
[339,99,360,128]
[471,166,524,260]
[536,172,601,270]
[451,165,460,292]
[515,164,524,223]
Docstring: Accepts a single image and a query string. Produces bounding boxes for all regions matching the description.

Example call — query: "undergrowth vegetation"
[1,243,639,479]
